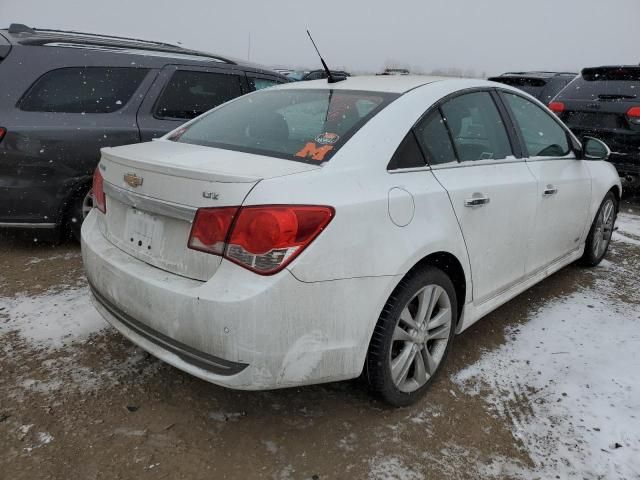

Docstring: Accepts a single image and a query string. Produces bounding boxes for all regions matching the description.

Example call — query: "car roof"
[278,75,452,93]
[492,71,577,79]
[1,23,260,68]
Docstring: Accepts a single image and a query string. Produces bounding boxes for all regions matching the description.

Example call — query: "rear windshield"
[170,88,398,163]
[558,67,640,101]
[489,77,547,99]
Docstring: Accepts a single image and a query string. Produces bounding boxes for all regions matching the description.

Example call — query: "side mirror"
[582,136,610,161]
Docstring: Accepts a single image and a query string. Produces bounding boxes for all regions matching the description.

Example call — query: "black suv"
[0,24,287,239]
[488,71,577,104]
[549,66,640,189]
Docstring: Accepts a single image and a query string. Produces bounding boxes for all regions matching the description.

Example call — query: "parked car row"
[490,67,640,189]
[1,23,624,406]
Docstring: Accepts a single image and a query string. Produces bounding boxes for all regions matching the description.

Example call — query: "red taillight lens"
[188,205,334,275]
[626,106,640,125]
[0,127,6,142]
[188,207,239,255]
[92,167,106,213]
[548,101,565,114]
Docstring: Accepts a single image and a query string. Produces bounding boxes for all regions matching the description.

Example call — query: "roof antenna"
[306,30,344,83]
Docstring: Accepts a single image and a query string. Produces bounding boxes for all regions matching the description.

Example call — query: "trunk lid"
[98,140,320,281]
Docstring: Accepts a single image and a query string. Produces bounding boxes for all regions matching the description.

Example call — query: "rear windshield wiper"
[598,94,637,100]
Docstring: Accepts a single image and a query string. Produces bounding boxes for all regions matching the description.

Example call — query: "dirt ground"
[1,194,639,480]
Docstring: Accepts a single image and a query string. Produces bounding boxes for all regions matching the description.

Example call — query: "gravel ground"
[1,195,639,480]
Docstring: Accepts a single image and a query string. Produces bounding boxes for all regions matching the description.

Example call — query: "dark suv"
[488,71,577,104]
[0,24,287,239]
[549,66,640,189]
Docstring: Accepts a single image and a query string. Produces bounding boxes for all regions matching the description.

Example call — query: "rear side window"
[155,70,243,120]
[172,88,398,163]
[490,77,547,100]
[414,110,457,165]
[502,93,570,157]
[440,92,512,161]
[559,67,640,101]
[19,67,148,113]
[387,132,426,170]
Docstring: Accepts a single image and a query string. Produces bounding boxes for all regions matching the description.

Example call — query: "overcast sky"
[2,0,638,76]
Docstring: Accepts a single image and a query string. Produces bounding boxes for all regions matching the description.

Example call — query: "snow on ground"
[617,211,640,238]
[0,285,106,348]
[455,236,640,479]
[614,212,640,246]
[0,285,160,398]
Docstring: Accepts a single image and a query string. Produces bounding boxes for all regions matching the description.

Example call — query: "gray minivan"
[0,24,287,239]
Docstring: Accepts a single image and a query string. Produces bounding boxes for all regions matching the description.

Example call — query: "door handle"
[543,185,558,196]
[464,194,490,207]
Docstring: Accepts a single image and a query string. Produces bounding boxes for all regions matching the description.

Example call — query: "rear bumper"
[81,210,397,390]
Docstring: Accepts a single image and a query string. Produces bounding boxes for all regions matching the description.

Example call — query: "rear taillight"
[93,167,106,213]
[548,101,565,115]
[188,207,239,255]
[0,127,6,142]
[188,205,334,275]
[626,106,640,125]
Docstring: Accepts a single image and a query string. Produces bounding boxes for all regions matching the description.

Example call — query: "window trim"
[390,87,524,172]
[496,89,579,160]
[152,66,246,121]
[16,66,150,114]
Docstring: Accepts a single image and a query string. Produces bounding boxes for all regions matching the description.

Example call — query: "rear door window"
[155,70,243,120]
[172,88,398,163]
[502,92,571,157]
[414,110,457,165]
[387,132,426,170]
[440,92,512,161]
[19,67,149,113]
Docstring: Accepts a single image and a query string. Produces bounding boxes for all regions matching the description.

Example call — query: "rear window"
[489,77,547,99]
[170,88,398,163]
[559,67,640,101]
[19,67,148,113]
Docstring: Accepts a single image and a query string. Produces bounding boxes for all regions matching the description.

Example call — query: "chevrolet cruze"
[82,76,620,406]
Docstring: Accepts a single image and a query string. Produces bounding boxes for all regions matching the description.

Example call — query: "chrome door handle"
[464,195,490,207]
[543,185,558,196]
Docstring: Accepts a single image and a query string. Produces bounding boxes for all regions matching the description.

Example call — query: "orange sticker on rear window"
[295,142,334,161]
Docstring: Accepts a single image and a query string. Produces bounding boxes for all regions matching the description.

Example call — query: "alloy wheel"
[389,284,453,393]
[593,198,615,258]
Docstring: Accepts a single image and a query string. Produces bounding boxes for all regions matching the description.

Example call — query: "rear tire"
[364,266,457,407]
[67,187,93,242]
[580,191,617,267]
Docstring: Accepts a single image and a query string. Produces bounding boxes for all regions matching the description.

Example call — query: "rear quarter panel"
[242,80,477,305]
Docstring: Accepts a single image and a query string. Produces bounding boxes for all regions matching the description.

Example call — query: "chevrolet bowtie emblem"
[124,173,143,188]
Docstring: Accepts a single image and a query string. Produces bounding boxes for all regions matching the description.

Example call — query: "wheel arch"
[405,251,467,323]
[56,175,93,226]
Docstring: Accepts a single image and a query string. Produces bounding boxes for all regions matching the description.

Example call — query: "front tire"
[364,266,457,407]
[580,191,617,267]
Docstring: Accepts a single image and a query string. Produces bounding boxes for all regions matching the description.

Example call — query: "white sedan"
[82,76,620,406]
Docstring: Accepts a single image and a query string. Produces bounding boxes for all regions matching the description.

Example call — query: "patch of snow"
[0,286,106,348]
[263,440,279,454]
[454,289,640,479]
[368,455,424,480]
[617,212,640,238]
